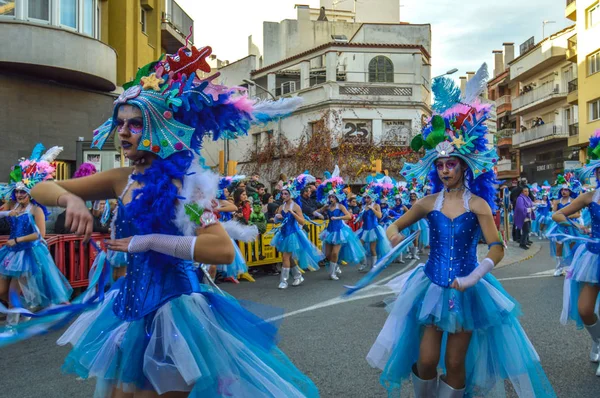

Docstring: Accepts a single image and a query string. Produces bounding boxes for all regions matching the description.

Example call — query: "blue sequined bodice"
[362,209,378,230]
[425,210,480,288]
[392,205,404,216]
[557,200,570,210]
[326,208,344,232]
[112,201,201,321]
[537,203,550,216]
[7,212,38,251]
[280,210,301,237]
[586,202,600,254]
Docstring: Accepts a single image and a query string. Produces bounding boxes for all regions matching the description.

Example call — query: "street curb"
[495,242,542,269]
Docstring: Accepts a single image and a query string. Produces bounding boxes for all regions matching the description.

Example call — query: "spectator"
[266,191,281,222]
[261,193,272,214]
[514,187,535,249]
[275,173,287,191]
[246,173,261,199]
[300,187,321,219]
[348,196,361,215]
[233,187,251,224]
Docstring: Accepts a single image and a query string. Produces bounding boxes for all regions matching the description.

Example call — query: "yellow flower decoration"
[22,178,30,186]
[140,73,164,91]
[451,136,466,149]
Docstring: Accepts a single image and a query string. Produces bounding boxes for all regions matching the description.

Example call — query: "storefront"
[519,141,578,184]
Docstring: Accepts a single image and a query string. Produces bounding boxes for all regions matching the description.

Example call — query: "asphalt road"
[1,244,599,397]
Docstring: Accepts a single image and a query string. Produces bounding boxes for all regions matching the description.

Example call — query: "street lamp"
[243,79,276,100]
[542,20,556,39]
[432,68,459,80]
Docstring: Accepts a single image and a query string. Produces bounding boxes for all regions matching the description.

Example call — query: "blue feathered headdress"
[317,165,347,205]
[576,129,600,184]
[282,172,316,202]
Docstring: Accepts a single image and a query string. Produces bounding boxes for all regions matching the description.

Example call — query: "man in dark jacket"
[300,187,322,219]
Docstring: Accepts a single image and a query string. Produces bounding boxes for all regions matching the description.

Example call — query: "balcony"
[513,122,567,148]
[566,35,577,62]
[566,0,577,21]
[512,82,567,115]
[496,95,512,115]
[497,128,515,148]
[568,122,580,146]
[162,0,194,53]
[495,158,519,179]
[0,20,116,91]
[567,78,578,105]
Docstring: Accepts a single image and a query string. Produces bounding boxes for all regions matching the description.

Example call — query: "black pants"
[519,221,531,246]
[512,223,521,242]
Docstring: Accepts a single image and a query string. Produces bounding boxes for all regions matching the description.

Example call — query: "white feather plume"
[221,220,259,242]
[332,165,340,178]
[461,63,489,104]
[252,96,304,118]
[40,146,64,163]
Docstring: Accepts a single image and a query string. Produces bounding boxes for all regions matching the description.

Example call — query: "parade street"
[1,242,598,398]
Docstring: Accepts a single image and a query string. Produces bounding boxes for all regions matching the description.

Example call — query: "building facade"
[201,2,432,184]
[0,0,193,177]
[565,0,600,160]
[508,25,579,183]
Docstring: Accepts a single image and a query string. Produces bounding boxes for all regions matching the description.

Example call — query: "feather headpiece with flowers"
[317,165,347,205]
[361,174,393,203]
[0,143,63,200]
[576,129,600,184]
[554,173,581,198]
[401,63,498,184]
[217,175,245,200]
[91,45,302,160]
[282,172,316,202]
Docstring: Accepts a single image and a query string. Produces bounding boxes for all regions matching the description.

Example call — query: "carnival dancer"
[549,174,583,276]
[0,145,73,332]
[271,173,324,289]
[316,166,366,280]
[2,44,319,397]
[534,184,552,239]
[549,130,600,377]
[405,185,429,259]
[366,64,556,397]
[356,178,392,272]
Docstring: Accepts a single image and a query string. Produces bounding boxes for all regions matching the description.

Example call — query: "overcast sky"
[176,0,571,79]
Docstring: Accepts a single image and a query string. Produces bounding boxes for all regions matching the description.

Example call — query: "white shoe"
[329,262,339,280]
[553,257,563,277]
[412,247,420,260]
[358,258,370,272]
[0,327,16,338]
[292,275,304,286]
[291,266,304,286]
[591,340,600,363]
[278,268,290,289]
[596,361,600,377]
[585,320,600,363]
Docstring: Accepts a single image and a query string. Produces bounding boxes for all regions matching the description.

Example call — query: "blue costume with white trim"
[319,206,365,266]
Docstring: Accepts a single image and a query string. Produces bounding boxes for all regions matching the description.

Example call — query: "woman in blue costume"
[548,174,583,276]
[356,181,392,272]
[405,189,430,260]
[389,193,410,264]
[0,145,73,333]
[3,45,318,397]
[534,186,552,239]
[271,174,324,289]
[367,64,556,398]
[316,166,366,280]
[551,129,600,377]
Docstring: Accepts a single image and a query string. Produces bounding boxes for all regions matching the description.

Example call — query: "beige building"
[508,25,580,183]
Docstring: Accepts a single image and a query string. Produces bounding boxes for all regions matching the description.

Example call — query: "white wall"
[214,55,257,87]
[352,24,432,55]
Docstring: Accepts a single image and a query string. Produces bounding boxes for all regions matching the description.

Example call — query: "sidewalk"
[477,240,542,268]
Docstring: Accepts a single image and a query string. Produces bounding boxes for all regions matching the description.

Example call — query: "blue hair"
[428,163,499,212]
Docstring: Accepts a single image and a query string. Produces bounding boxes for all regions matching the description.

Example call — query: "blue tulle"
[59,285,319,397]
[409,218,430,247]
[217,239,248,278]
[320,217,366,265]
[356,225,392,258]
[270,212,323,270]
[107,250,127,269]
[368,266,556,398]
[561,244,600,328]
[547,222,581,262]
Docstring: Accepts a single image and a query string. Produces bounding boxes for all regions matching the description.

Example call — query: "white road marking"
[269,260,417,321]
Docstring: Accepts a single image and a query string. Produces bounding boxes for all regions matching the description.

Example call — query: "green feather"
[410,135,424,151]
[184,203,205,225]
[9,166,22,183]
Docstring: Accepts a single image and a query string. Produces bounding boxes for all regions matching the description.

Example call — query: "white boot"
[278,267,290,289]
[585,320,600,363]
[412,246,420,260]
[329,262,339,280]
[291,266,304,286]
[398,252,405,264]
[407,247,414,259]
[0,313,20,337]
[438,378,465,398]
[411,365,437,398]
[371,256,378,269]
[553,257,564,277]
[359,257,371,272]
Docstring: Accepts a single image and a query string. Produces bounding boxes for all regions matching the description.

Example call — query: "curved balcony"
[0,20,116,91]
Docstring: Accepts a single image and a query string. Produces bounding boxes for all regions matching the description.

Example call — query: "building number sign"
[343,120,372,143]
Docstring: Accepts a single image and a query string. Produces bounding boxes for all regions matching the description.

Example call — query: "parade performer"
[271,173,324,289]
[533,184,552,239]
[316,166,366,280]
[405,183,430,259]
[551,129,600,377]
[549,174,582,276]
[0,145,73,332]
[2,44,319,397]
[356,178,392,272]
[366,64,556,397]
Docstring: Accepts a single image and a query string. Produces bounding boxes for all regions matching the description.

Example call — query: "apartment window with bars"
[368,56,394,83]
[589,3,600,28]
[590,51,600,75]
[140,7,147,34]
[590,98,600,122]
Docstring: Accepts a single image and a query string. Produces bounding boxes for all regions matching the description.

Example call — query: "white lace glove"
[0,211,10,219]
[128,234,197,261]
[454,258,494,290]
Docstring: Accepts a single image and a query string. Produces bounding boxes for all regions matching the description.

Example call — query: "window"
[82,0,94,36]
[28,0,50,21]
[0,0,15,16]
[590,3,600,28]
[368,56,394,83]
[140,7,147,34]
[590,51,600,76]
[590,98,600,122]
[252,133,261,152]
[60,0,77,29]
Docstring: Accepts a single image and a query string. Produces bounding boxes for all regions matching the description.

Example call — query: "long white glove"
[454,258,494,289]
[128,234,197,261]
[0,211,10,219]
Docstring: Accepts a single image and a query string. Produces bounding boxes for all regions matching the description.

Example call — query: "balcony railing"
[569,122,579,136]
[163,0,194,38]
[513,122,567,147]
[496,159,515,172]
[568,78,578,93]
[497,128,516,137]
[512,82,565,110]
[496,95,511,106]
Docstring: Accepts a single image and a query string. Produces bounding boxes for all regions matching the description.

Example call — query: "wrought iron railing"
[568,78,578,93]
[569,123,579,136]
[163,0,194,38]
[513,122,567,146]
[512,82,565,110]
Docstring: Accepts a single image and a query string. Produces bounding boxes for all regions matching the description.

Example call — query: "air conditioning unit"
[281,81,297,95]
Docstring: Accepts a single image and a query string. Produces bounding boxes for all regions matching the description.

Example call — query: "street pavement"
[1,241,599,397]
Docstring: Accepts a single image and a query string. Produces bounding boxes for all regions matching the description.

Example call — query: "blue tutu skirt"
[561,245,600,328]
[0,242,72,308]
[271,230,323,271]
[547,222,582,262]
[58,285,319,397]
[320,224,366,266]
[217,239,248,278]
[368,266,556,397]
[408,219,430,247]
[356,225,392,259]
